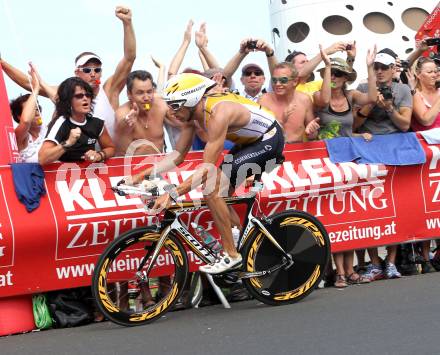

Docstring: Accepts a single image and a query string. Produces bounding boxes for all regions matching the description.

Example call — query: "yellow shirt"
[295,80,323,100]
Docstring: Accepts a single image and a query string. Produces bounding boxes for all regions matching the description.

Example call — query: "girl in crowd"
[310,45,378,287]
[411,56,440,273]
[39,77,114,165]
[11,67,45,163]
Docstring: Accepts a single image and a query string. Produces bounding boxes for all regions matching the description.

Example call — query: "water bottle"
[127,280,139,312]
[191,222,222,253]
[232,226,240,248]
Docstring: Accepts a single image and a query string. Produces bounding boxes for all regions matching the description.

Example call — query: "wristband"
[346,56,355,63]
[266,50,275,58]
[97,151,106,161]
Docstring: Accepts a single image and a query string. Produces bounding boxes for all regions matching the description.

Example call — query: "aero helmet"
[162,73,217,110]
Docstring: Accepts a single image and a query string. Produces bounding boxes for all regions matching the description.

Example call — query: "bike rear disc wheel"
[92,227,188,326]
[242,211,330,306]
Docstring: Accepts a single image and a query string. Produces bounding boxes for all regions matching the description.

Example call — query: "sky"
[0,0,273,122]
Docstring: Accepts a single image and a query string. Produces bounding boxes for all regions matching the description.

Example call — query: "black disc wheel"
[242,211,330,305]
[92,227,188,326]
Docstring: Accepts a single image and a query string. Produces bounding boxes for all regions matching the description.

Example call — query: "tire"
[241,210,330,306]
[92,227,188,326]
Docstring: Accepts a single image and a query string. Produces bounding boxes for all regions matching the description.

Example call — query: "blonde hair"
[273,61,298,79]
[414,56,436,90]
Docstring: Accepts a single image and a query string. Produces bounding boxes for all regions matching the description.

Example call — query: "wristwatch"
[266,50,275,58]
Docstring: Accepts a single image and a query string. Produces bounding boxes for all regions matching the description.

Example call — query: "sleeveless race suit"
[203,92,285,188]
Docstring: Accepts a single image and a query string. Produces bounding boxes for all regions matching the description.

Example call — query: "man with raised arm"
[0,6,136,139]
[125,73,285,274]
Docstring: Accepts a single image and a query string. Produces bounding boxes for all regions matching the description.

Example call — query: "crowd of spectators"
[2,6,440,308]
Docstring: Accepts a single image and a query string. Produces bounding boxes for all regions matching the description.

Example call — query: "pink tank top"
[411,92,440,131]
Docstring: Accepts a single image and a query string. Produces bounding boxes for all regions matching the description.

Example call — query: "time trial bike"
[91,180,330,326]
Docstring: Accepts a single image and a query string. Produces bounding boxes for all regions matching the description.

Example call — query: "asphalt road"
[2,272,440,355]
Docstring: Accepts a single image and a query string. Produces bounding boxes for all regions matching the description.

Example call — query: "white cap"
[75,53,102,67]
[374,53,395,66]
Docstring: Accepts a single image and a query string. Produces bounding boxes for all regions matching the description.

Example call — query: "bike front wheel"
[92,227,188,326]
[241,210,330,306]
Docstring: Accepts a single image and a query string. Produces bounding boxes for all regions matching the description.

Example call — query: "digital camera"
[425,38,440,47]
[400,60,410,71]
[247,40,257,50]
[379,85,393,100]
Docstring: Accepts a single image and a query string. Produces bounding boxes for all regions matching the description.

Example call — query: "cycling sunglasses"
[331,69,346,78]
[79,67,102,74]
[167,99,187,111]
[73,93,93,99]
[243,70,264,77]
[271,76,293,84]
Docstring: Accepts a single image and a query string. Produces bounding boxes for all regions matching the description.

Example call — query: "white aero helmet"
[163,73,217,110]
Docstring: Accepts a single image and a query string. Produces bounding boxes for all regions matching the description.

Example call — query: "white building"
[269,0,438,81]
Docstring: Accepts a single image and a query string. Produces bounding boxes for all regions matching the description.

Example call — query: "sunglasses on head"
[244,70,264,77]
[167,100,187,111]
[331,69,346,78]
[73,93,93,99]
[271,76,293,84]
[79,67,102,74]
[373,63,391,71]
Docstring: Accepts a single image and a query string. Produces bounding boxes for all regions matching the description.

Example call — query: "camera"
[247,40,257,50]
[346,44,352,50]
[379,85,393,100]
[400,60,410,71]
[425,37,440,47]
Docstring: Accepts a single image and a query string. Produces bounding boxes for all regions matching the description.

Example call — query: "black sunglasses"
[243,70,264,77]
[73,93,93,99]
[373,63,391,71]
[80,67,102,74]
[331,69,346,78]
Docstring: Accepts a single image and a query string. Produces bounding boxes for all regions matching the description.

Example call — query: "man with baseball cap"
[353,48,412,282]
[240,63,266,101]
[1,6,136,140]
[222,38,277,99]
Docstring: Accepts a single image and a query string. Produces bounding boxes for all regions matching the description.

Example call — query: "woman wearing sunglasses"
[310,45,378,288]
[39,77,115,165]
[312,44,377,141]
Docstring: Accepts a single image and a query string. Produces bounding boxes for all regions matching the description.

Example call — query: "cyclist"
[126,73,285,274]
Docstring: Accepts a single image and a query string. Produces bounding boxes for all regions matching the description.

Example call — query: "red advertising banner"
[0,64,19,165]
[1,139,440,298]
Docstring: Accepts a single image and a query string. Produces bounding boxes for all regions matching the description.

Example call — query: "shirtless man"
[124,73,285,274]
[1,6,136,139]
[258,62,319,143]
[114,70,168,156]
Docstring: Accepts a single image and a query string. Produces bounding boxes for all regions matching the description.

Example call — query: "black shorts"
[220,121,285,190]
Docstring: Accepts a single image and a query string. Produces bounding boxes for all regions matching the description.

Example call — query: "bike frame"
[143,191,292,278]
